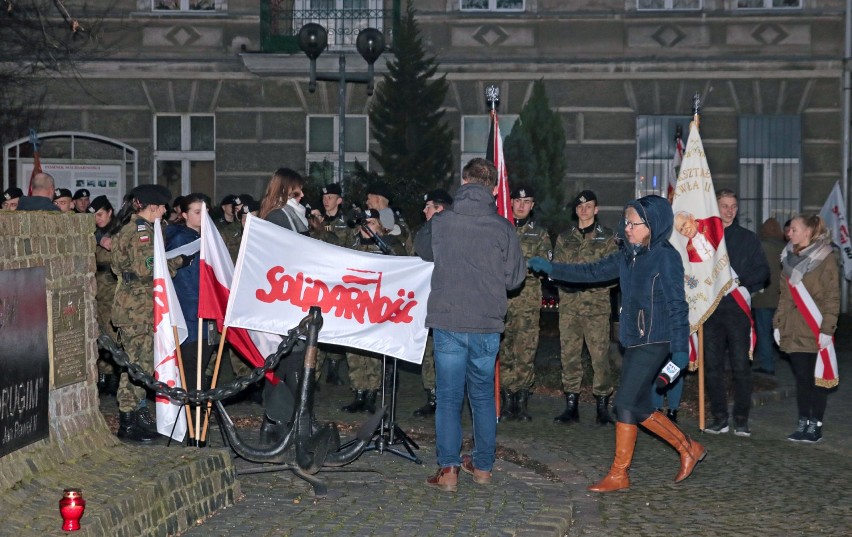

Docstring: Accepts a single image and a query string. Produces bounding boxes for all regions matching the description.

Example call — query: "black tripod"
[359,355,422,464]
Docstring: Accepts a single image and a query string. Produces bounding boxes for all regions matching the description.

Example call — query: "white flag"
[819,181,852,281]
[225,214,433,364]
[670,121,735,331]
[153,219,187,442]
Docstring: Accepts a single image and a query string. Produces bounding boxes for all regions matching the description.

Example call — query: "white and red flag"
[487,109,513,221]
[152,219,187,442]
[225,215,433,364]
[667,129,685,202]
[819,181,852,281]
[197,205,282,383]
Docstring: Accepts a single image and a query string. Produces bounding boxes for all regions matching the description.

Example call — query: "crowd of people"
[1,163,840,492]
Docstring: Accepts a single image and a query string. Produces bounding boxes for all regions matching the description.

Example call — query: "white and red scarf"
[786,278,839,388]
[728,268,755,359]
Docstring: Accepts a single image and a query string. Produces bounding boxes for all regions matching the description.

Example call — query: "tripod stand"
[359,355,422,464]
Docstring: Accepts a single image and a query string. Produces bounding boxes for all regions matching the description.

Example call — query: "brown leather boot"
[426,466,459,492]
[641,410,707,483]
[587,422,637,492]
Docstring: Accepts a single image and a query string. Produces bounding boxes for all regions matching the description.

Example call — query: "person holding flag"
[528,195,706,493]
[774,215,839,444]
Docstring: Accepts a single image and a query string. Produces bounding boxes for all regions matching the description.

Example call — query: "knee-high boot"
[587,422,637,492]
[640,410,706,483]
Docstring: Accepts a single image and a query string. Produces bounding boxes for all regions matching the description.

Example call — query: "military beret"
[364,208,395,231]
[238,199,260,216]
[573,190,597,207]
[220,194,236,206]
[130,184,172,206]
[53,188,73,200]
[322,183,342,196]
[233,194,255,207]
[88,195,113,214]
[73,188,91,200]
[3,187,23,201]
[511,185,535,199]
[367,182,393,204]
[424,189,453,205]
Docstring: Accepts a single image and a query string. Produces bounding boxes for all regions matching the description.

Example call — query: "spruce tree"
[367,0,453,227]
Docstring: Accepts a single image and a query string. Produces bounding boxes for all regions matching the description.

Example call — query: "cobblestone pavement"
[117,317,852,536]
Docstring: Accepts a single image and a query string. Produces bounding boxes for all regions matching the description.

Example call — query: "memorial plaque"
[1,267,50,457]
[51,288,88,388]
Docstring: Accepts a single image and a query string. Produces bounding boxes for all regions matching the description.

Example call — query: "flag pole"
[195,318,203,444]
[698,325,706,431]
[486,84,503,422]
[173,326,195,439]
[200,325,229,442]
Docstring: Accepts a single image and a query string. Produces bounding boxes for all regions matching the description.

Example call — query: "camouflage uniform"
[322,211,353,247]
[310,215,348,383]
[500,218,550,392]
[111,217,179,413]
[216,218,242,263]
[94,234,118,375]
[552,222,618,396]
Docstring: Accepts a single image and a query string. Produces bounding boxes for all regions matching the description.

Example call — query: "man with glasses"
[552,190,619,425]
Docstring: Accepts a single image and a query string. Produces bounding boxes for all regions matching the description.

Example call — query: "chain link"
[97,315,313,405]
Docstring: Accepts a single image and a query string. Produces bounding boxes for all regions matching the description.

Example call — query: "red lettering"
[153,279,169,328]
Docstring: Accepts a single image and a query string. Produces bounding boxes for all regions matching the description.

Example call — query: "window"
[152,0,219,11]
[306,115,369,182]
[635,116,691,199]
[460,115,519,179]
[461,0,524,12]
[737,116,801,232]
[154,114,215,200]
[734,0,801,9]
[637,0,701,10]
[294,0,384,49]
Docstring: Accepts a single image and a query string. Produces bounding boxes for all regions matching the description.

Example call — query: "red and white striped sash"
[729,285,756,359]
[786,278,839,388]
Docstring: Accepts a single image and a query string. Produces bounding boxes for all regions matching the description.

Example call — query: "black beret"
[53,188,73,200]
[233,194,255,207]
[130,184,172,206]
[573,190,597,206]
[424,189,453,205]
[367,182,393,204]
[322,183,342,196]
[88,195,112,214]
[3,187,23,201]
[510,185,535,199]
[220,194,236,206]
[73,188,91,200]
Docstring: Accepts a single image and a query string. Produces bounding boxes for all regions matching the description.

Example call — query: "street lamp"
[298,24,386,184]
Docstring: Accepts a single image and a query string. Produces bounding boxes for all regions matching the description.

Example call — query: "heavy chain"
[97,315,312,405]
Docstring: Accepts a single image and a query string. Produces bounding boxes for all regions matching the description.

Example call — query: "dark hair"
[259,168,305,219]
[462,158,498,187]
[179,193,211,214]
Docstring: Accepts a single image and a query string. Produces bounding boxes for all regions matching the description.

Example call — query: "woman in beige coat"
[773,214,839,444]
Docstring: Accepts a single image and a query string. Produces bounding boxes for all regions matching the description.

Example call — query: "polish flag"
[487,108,513,221]
[153,219,188,442]
[197,205,282,383]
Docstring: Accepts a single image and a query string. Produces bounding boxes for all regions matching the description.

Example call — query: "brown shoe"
[461,455,492,484]
[426,466,459,492]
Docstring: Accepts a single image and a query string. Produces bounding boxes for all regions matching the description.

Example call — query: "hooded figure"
[527,195,705,493]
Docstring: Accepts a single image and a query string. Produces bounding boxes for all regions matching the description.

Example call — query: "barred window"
[461,0,524,12]
[154,114,215,199]
[637,0,702,10]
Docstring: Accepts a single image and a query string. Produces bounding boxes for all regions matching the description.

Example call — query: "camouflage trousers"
[558,312,614,395]
[95,299,117,375]
[116,324,154,412]
[499,294,540,392]
[316,344,347,383]
[420,332,435,390]
[346,351,382,391]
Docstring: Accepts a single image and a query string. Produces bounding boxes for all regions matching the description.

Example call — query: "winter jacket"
[420,183,526,334]
[548,195,689,354]
[166,224,206,342]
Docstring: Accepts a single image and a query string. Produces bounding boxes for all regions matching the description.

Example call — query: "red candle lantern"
[59,488,86,531]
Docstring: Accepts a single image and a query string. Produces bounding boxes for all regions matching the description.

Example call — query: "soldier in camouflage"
[551,190,619,425]
[320,183,355,247]
[499,185,550,421]
[215,195,244,263]
[341,208,408,414]
[110,185,187,443]
[91,196,120,396]
[366,182,413,255]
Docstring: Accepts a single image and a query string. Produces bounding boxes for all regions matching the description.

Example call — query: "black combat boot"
[667,408,679,423]
[259,414,287,445]
[500,389,515,421]
[515,390,533,422]
[413,388,437,417]
[97,372,108,395]
[554,392,580,423]
[117,411,154,443]
[341,390,367,413]
[136,406,159,435]
[595,394,615,425]
[326,359,346,386]
[364,390,378,414]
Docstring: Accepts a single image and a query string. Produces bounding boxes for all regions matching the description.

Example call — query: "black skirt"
[613,342,669,415]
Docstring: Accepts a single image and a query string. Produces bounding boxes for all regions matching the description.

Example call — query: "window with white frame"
[635,115,691,199]
[460,0,524,12]
[734,0,801,9]
[637,0,701,10]
[460,114,519,179]
[737,116,801,232]
[154,114,215,200]
[152,0,221,11]
[295,0,384,49]
[306,115,369,182]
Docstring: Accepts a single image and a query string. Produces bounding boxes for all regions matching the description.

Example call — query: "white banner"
[819,181,852,281]
[670,121,734,331]
[225,214,433,364]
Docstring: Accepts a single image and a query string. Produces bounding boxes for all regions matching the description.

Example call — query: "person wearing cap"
[366,181,413,254]
[89,195,120,397]
[320,183,353,246]
[2,187,23,210]
[551,189,619,425]
[17,173,59,211]
[110,184,188,443]
[215,195,242,262]
[73,189,91,213]
[497,185,550,422]
[52,188,74,212]
[341,208,408,414]
[411,189,453,418]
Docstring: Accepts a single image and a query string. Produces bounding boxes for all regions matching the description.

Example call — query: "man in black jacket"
[703,189,769,437]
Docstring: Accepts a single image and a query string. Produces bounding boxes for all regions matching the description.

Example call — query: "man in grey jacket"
[418,157,526,492]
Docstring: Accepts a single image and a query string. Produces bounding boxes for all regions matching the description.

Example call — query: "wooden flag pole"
[195,318,203,443]
[173,326,195,439]
[698,325,706,431]
[200,326,229,442]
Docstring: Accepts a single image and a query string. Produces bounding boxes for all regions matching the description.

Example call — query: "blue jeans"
[753,307,777,373]
[433,329,500,471]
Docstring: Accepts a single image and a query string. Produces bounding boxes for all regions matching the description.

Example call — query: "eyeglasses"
[623,219,647,230]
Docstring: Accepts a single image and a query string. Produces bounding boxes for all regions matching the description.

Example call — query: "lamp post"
[298,24,386,185]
